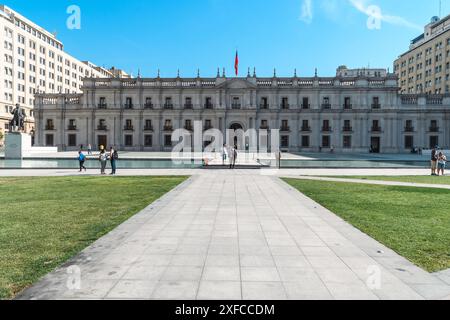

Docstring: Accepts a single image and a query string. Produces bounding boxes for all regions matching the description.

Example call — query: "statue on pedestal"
[9,104,26,133]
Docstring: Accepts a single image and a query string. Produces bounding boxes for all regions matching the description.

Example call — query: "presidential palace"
[33,66,450,153]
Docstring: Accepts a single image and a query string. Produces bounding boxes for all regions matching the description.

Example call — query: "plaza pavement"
[15,169,450,300]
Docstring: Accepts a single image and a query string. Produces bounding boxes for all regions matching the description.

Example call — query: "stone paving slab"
[15,171,450,300]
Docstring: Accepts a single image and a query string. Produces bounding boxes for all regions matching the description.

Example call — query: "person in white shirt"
[437,152,447,176]
[222,144,228,166]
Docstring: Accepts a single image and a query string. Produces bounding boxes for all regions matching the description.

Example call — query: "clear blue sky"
[4,0,449,77]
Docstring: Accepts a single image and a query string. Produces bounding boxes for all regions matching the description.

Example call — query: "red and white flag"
[234,51,239,76]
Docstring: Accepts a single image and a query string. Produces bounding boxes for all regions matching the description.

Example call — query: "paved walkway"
[17,171,450,300]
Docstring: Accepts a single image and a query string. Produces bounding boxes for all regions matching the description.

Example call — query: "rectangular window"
[405,136,414,149]
[301,136,310,147]
[430,136,439,149]
[302,97,309,109]
[145,97,153,108]
[260,97,268,108]
[343,120,352,131]
[205,97,213,108]
[343,136,352,148]
[344,97,352,109]
[322,136,330,148]
[45,134,54,146]
[145,120,153,130]
[372,97,380,108]
[281,136,289,148]
[125,97,133,109]
[68,134,77,147]
[164,135,172,147]
[144,135,153,147]
[125,135,133,146]
[281,97,289,109]
[165,97,173,108]
[184,97,192,108]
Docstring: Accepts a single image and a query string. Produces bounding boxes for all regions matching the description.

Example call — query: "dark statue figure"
[9,104,26,133]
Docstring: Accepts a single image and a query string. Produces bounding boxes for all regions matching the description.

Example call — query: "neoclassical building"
[34,66,450,153]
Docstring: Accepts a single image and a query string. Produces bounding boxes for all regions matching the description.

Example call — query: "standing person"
[222,144,228,166]
[78,151,87,172]
[87,144,92,155]
[431,147,438,176]
[99,149,107,175]
[110,146,118,175]
[232,145,238,169]
[437,152,447,176]
[228,144,234,169]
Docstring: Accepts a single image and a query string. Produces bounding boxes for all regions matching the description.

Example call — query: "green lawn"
[0,176,187,300]
[283,178,450,273]
[325,175,450,186]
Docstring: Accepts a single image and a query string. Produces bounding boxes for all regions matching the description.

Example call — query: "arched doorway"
[229,123,243,131]
[229,122,245,149]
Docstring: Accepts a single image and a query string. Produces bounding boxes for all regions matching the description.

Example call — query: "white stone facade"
[34,70,450,154]
[0,5,114,144]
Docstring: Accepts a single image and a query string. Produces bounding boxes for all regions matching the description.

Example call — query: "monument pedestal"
[5,133,32,159]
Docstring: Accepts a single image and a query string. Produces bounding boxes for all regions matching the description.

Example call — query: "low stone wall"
[422,149,450,156]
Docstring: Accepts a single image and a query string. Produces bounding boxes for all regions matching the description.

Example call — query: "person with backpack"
[99,149,108,175]
[78,151,87,172]
[110,146,118,175]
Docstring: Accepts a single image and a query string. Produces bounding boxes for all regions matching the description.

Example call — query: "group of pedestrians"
[431,147,447,176]
[222,144,238,169]
[77,144,118,175]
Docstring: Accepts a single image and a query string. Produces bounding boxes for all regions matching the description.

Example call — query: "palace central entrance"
[229,123,246,150]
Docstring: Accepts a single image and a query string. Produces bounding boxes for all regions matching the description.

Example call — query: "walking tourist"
[110,146,118,175]
[78,151,87,172]
[99,149,108,175]
[431,147,438,176]
[87,144,92,155]
[437,152,447,176]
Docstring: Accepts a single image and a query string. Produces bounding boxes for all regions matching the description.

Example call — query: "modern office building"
[394,14,450,94]
[0,5,125,145]
[33,66,450,154]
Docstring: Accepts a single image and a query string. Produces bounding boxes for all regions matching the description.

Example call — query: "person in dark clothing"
[78,151,87,172]
[110,146,118,175]
[230,146,237,169]
[431,147,438,176]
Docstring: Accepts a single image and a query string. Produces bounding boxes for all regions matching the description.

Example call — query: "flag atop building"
[235,51,239,76]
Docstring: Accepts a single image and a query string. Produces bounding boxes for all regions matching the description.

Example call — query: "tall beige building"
[0,5,126,145]
[394,15,450,94]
